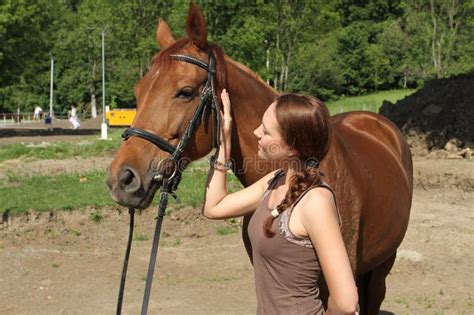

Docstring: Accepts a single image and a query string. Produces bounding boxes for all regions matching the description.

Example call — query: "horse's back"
[329,111,413,273]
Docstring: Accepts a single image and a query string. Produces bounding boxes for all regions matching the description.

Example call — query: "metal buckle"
[152,157,178,182]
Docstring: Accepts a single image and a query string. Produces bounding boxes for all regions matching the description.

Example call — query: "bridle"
[116,50,222,315]
[123,51,221,183]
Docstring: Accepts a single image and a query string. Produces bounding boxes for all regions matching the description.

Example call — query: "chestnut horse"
[107,4,413,314]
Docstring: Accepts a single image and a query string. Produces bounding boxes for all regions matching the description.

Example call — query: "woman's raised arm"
[202,89,275,219]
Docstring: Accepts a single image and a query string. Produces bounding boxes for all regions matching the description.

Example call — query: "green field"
[0,89,414,215]
[0,129,124,162]
[326,89,415,115]
[0,160,242,215]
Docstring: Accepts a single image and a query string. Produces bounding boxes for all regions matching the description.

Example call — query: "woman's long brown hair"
[263,94,332,237]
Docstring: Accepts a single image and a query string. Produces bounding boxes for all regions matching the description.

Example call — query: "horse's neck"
[225,56,278,186]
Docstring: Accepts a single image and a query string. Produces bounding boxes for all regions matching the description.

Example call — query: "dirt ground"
[0,129,473,314]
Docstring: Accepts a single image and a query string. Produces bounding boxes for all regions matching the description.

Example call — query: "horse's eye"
[175,88,195,99]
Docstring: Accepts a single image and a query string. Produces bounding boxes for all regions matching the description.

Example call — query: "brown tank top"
[248,170,339,315]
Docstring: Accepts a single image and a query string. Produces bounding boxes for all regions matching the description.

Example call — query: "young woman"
[203,90,358,315]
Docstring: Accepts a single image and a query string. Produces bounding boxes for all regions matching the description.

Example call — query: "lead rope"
[115,178,171,315]
[116,208,135,315]
[141,178,170,314]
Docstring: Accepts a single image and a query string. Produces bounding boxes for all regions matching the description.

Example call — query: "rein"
[116,51,221,314]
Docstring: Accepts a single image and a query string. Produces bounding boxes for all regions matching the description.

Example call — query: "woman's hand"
[220,89,232,158]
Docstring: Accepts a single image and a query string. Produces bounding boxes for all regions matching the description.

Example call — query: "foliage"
[1,0,472,112]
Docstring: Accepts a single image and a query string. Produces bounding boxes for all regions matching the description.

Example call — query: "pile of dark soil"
[380,72,474,156]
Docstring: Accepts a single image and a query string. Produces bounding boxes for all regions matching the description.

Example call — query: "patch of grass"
[0,128,124,161]
[89,209,103,223]
[326,89,415,115]
[0,158,243,215]
[133,232,149,241]
[51,263,60,268]
[415,295,436,309]
[172,237,182,246]
[216,225,238,236]
[70,229,81,237]
[208,275,241,283]
[394,297,409,308]
[0,170,114,215]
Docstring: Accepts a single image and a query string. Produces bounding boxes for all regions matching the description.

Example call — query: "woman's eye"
[175,88,194,99]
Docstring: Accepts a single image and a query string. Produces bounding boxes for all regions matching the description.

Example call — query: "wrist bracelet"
[210,155,233,171]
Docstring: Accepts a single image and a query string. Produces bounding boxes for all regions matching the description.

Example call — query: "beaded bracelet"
[210,155,233,172]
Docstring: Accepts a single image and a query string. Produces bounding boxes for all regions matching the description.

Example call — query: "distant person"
[33,106,42,120]
[69,105,81,129]
[44,113,53,131]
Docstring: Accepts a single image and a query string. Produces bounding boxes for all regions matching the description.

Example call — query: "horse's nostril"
[120,169,134,186]
[119,168,141,193]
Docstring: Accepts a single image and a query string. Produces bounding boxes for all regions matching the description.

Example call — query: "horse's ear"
[156,19,175,49]
[186,2,208,49]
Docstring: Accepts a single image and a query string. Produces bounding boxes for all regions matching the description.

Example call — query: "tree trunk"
[280,57,285,91]
[284,48,290,91]
[430,0,441,78]
[275,31,280,90]
[90,60,98,118]
[445,0,462,75]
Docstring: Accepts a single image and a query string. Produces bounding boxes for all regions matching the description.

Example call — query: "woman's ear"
[185,2,208,49]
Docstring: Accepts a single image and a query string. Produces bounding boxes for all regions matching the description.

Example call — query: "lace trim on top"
[278,209,314,248]
[264,170,340,249]
[278,182,340,249]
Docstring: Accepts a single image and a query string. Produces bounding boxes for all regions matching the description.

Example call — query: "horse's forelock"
[151,38,191,72]
[209,43,227,93]
[150,38,227,93]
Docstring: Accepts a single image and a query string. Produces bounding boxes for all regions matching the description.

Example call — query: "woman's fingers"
[220,89,231,118]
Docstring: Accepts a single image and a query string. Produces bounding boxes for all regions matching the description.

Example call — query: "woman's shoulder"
[297,186,338,222]
[303,186,334,200]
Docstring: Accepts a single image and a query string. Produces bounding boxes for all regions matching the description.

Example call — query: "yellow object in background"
[105,108,136,126]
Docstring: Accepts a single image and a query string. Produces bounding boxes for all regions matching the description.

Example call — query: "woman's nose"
[253,125,261,138]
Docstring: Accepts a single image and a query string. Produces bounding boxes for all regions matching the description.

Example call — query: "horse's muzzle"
[106,166,157,209]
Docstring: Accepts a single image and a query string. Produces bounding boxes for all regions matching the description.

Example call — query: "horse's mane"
[151,38,227,91]
[225,56,277,93]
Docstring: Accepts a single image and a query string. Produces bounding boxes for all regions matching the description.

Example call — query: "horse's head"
[107,3,226,208]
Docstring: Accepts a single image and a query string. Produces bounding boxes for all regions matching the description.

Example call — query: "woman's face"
[253,102,295,161]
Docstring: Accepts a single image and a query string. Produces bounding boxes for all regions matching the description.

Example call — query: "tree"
[0,0,68,112]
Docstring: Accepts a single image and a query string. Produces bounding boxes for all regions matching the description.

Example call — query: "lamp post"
[101,25,109,140]
[49,57,54,118]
